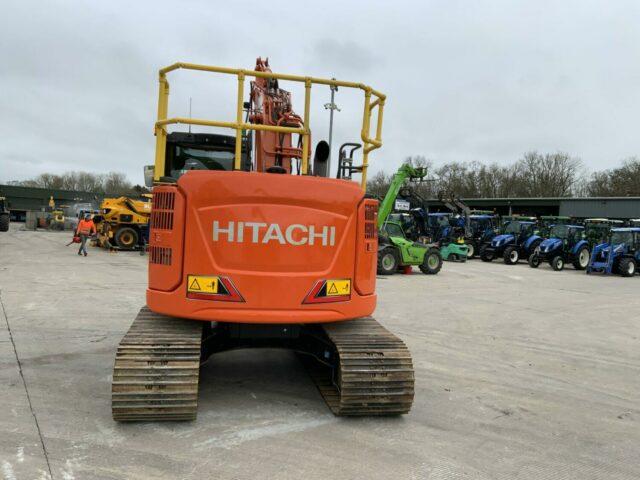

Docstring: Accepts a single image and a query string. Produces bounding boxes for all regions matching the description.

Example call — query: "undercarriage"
[112,307,415,421]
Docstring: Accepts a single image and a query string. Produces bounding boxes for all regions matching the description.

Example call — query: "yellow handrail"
[154,62,385,190]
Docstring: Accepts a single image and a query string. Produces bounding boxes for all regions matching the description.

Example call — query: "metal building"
[0,184,98,221]
[421,196,640,219]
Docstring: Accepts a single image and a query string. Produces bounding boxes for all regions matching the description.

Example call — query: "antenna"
[324,79,340,175]
[188,97,192,133]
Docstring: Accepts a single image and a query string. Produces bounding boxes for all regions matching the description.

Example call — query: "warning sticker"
[187,275,219,294]
[326,279,351,296]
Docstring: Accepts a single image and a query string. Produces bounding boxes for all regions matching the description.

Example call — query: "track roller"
[304,317,414,416]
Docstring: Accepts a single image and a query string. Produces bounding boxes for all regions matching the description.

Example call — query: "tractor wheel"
[503,246,519,265]
[377,248,399,275]
[572,247,590,270]
[619,257,637,277]
[528,254,541,268]
[480,248,493,262]
[551,256,565,271]
[0,213,9,232]
[466,243,476,259]
[419,248,443,275]
[115,227,139,250]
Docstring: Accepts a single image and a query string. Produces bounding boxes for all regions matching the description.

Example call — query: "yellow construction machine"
[94,195,151,249]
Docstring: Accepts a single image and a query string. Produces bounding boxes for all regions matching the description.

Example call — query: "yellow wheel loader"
[93,195,151,250]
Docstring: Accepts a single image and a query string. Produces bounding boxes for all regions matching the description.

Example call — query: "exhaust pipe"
[312,140,330,177]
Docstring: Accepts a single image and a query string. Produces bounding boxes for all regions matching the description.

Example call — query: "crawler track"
[304,317,415,416]
[112,308,414,420]
[112,307,203,421]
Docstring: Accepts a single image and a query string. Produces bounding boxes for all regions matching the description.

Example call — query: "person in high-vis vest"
[75,214,96,256]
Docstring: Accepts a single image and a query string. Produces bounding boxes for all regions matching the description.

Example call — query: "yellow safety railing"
[153,62,385,190]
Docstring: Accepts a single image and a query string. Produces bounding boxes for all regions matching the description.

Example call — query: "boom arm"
[438,190,472,237]
[377,164,426,228]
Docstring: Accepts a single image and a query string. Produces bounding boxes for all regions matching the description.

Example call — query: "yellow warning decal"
[326,279,351,296]
[187,275,219,294]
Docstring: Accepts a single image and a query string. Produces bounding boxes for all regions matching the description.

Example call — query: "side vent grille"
[151,191,175,230]
[364,203,377,222]
[364,203,378,239]
[149,246,172,265]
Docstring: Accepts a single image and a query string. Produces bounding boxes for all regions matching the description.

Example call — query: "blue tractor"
[425,212,454,243]
[480,218,542,265]
[466,214,499,259]
[586,227,640,277]
[528,224,590,271]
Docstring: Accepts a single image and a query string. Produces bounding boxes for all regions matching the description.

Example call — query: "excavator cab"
[112,59,415,422]
[164,132,252,178]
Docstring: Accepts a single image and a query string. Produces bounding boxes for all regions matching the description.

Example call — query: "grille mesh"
[149,246,172,265]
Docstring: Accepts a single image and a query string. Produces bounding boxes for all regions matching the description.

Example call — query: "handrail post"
[153,63,385,190]
[301,78,312,174]
[234,71,245,170]
[359,89,372,189]
[375,99,385,144]
[154,74,170,181]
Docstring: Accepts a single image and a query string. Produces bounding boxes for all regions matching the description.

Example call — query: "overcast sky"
[2,0,639,185]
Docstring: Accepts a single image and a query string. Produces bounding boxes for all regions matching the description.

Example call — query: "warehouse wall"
[0,184,98,213]
[559,198,640,219]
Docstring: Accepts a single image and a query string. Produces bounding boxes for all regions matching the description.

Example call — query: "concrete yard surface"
[1,225,639,480]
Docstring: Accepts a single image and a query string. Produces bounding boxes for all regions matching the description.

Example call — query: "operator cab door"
[518,223,533,244]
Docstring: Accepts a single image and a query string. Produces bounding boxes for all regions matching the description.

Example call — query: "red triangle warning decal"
[189,278,201,291]
[327,283,339,295]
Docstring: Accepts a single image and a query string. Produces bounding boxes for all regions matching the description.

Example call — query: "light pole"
[324,80,340,176]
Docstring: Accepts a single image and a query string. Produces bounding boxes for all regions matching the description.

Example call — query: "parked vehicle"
[466,214,499,258]
[587,227,640,277]
[0,195,9,232]
[528,224,590,271]
[376,164,443,275]
[584,218,623,247]
[481,219,542,264]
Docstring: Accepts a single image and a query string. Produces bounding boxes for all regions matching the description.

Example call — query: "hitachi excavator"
[111,58,415,421]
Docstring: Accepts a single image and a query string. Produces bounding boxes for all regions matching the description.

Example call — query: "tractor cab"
[464,213,499,259]
[584,218,623,247]
[503,219,536,241]
[587,227,640,276]
[539,216,572,237]
[469,214,498,241]
[529,224,590,271]
[426,212,453,242]
[387,212,420,241]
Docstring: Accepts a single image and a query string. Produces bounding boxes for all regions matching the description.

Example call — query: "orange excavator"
[111,58,415,421]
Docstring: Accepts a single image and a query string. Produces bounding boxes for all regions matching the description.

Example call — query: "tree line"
[367,152,640,200]
[5,152,639,199]
[5,171,148,196]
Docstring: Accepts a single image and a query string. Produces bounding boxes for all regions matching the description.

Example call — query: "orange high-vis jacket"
[77,219,96,236]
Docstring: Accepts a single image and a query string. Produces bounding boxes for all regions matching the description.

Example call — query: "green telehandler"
[376,164,443,275]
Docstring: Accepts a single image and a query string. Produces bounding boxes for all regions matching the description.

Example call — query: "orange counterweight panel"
[146,171,377,324]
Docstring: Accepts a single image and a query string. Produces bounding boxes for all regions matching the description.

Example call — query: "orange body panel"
[147,171,378,324]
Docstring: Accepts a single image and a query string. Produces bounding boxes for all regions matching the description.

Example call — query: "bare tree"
[585,157,640,196]
[9,170,135,195]
[512,151,583,197]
